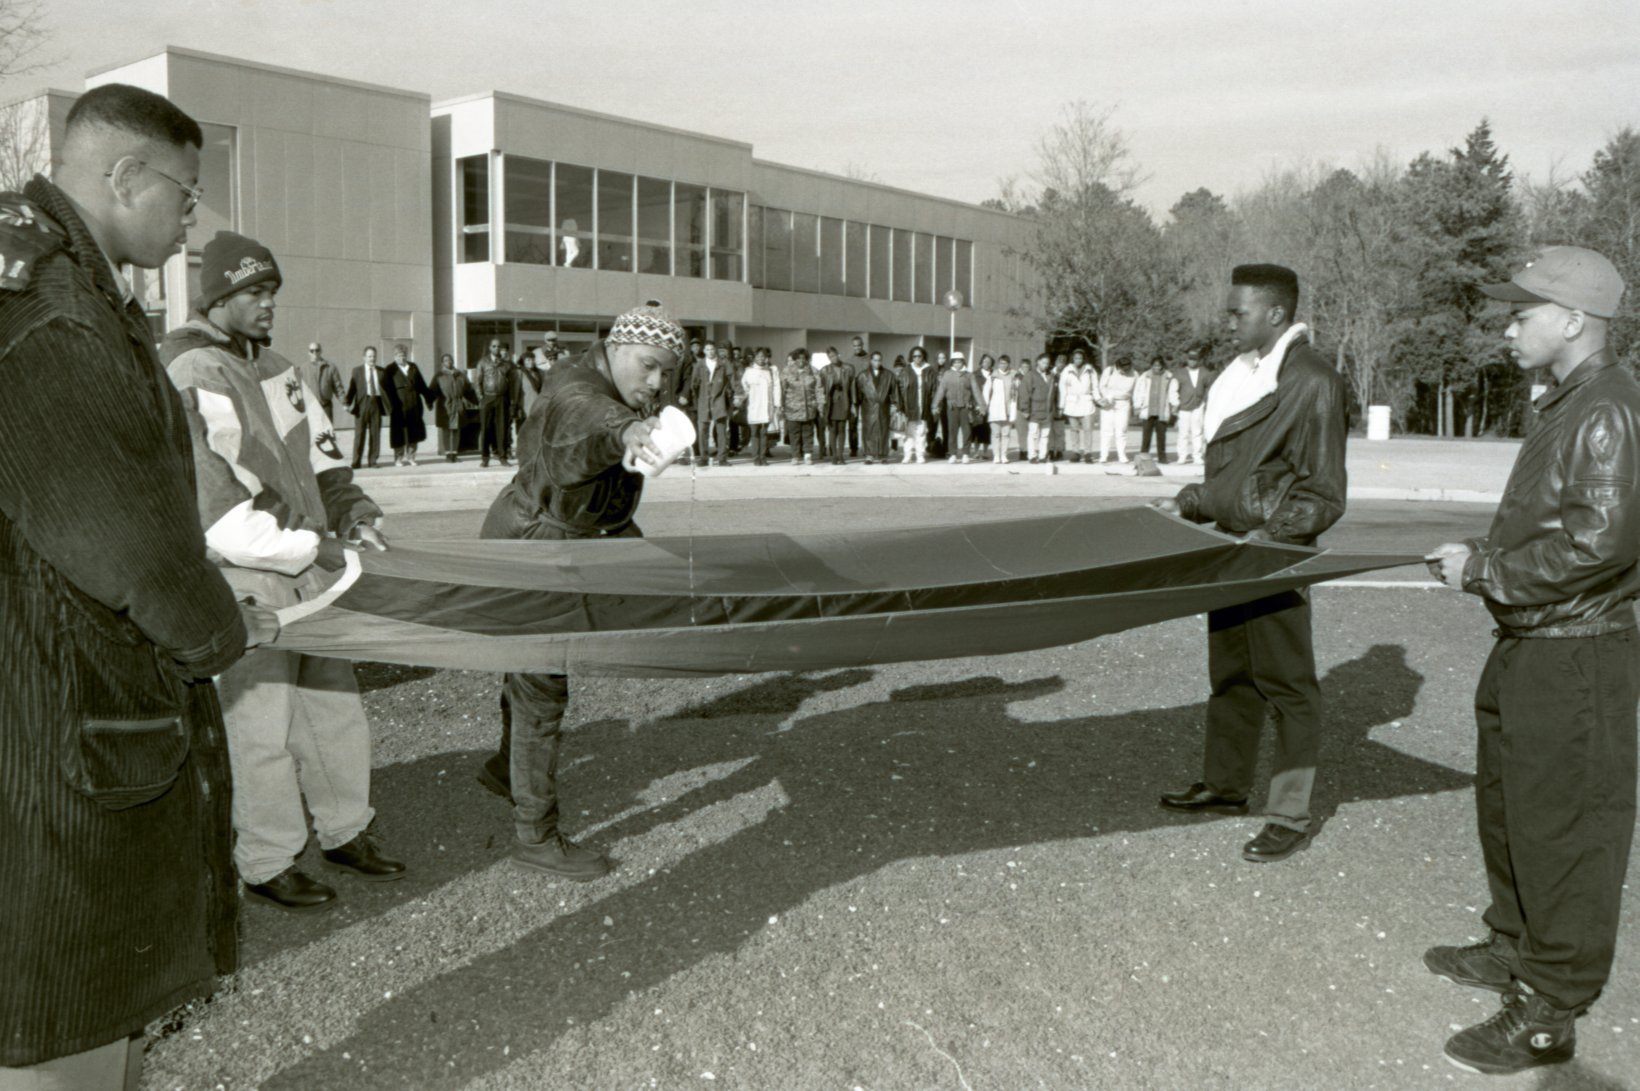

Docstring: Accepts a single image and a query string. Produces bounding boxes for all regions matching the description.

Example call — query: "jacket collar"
[24,175,137,315]
[1535,349,1614,413]
[1210,337,1309,443]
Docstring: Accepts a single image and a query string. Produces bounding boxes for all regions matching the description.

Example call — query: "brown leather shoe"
[1159,782,1249,815]
[322,826,406,881]
[1242,823,1311,862]
[246,866,336,911]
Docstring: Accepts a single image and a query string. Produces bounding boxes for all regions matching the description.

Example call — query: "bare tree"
[1006,101,1179,366]
[841,161,881,184]
[0,0,48,84]
[0,91,49,189]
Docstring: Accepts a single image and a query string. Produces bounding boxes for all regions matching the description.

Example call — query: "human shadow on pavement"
[260,642,1478,1089]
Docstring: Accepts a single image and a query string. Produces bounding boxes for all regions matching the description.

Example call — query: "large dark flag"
[271,507,1417,677]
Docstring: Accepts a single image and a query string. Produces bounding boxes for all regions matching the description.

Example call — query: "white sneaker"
[961,454,971,464]
[916,455,927,464]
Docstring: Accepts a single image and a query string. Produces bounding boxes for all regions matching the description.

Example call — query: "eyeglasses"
[106,159,204,213]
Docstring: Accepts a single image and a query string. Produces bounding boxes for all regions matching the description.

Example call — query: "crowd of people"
[2,81,1636,1085]
[315,332,1227,473]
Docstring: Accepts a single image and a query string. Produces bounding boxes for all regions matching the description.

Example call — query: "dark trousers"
[1474,631,1639,1010]
[943,408,969,456]
[815,414,829,457]
[483,524,641,844]
[500,398,517,458]
[750,423,769,464]
[350,406,381,467]
[786,419,814,460]
[1203,590,1321,831]
[1141,415,1169,460]
[862,406,890,459]
[828,419,849,463]
[695,416,728,461]
[848,411,861,456]
[480,398,506,461]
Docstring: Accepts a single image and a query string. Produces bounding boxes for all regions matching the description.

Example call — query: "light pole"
[943,288,964,358]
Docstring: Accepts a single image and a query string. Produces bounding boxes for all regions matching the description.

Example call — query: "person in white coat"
[740,348,780,466]
[1096,355,1138,463]
[1058,349,1098,462]
[983,357,1020,463]
[1133,355,1181,463]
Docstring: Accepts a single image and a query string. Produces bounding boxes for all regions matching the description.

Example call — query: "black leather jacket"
[1175,340,1348,545]
[1463,351,1640,637]
[481,343,644,541]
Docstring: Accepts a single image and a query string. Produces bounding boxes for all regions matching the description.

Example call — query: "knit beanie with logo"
[197,230,282,313]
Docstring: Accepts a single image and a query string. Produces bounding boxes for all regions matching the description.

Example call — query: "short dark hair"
[66,84,203,149]
[909,346,927,361]
[1232,263,1300,320]
[1117,354,1133,368]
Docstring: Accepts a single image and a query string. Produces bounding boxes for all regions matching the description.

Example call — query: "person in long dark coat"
[854,350,900,463]
[432,353,478,462]
[0,84,262,1081]
[384,342,432,465]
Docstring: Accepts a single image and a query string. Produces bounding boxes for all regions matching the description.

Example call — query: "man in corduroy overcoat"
[0,85,268,1085]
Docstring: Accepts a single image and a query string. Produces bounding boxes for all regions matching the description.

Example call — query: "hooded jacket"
[162,317,380,609]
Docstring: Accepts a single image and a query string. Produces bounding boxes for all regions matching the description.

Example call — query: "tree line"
[988,102,1640,437]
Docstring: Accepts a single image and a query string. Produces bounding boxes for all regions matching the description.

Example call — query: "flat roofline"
[432,89,752,151]
[0,87,78,110]
[751,158,1025,221]
[89,46,431,102]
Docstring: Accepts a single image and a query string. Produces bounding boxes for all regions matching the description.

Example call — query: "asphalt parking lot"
[138,477,1640,1091]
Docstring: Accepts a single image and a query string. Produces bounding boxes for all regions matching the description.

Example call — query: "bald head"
[55,84,203,270]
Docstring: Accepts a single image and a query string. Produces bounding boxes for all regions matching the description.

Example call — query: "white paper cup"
[623,405,697,478]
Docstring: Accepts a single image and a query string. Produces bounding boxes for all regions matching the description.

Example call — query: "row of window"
[749,209,973,305]
[460,154,744,279]
[457,153,977,305]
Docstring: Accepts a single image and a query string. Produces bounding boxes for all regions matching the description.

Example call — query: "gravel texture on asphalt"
[136,499,1639,1090]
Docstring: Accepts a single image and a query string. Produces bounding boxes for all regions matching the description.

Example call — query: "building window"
[956,239,974,306]
[791,212,818,293]
[819,216,844,296]
[674,182,707,278]
[763,207,791,291]
[844,221,867,299]
[555,163,594,269]
[458,154,490,264]
[747,205,766,288]
[890,227,911,302]
[935,235,954,297]
[869,224,890,299]
[598,170,635,272]
[184,122,239,310]
[503,154,552,266]
[913,232,934,304]
[188,122,236,251]
[637,176,672,274]
[709,189,743,281]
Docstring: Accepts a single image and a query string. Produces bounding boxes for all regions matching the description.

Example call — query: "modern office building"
[4,47,1038,412]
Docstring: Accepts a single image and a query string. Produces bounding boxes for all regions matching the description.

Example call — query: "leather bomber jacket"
[1175,341,1348,545]
[1463,351,1640,637]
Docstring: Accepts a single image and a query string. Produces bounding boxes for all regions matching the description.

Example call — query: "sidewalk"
[348,435,1520,514]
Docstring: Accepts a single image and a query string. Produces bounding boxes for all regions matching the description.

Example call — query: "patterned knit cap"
[608,299,685,361]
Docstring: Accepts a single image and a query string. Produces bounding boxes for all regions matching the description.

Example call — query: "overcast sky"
[12,0,1638,215]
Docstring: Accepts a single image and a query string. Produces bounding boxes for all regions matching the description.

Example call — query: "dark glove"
[315,536,349,572]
